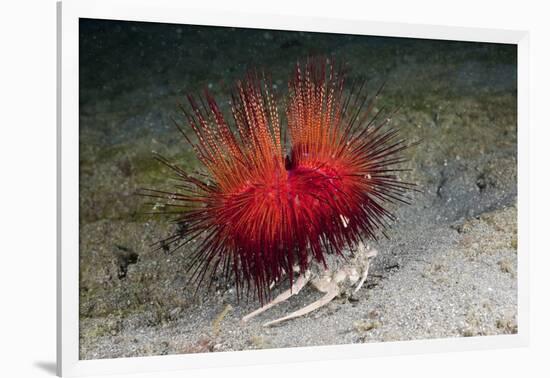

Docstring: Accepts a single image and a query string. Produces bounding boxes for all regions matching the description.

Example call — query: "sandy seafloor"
[78,19,518,359]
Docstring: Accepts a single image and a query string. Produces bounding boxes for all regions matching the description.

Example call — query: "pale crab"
[242,240,378,327]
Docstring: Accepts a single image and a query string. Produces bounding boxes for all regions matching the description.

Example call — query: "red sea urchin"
[142,58,415,303]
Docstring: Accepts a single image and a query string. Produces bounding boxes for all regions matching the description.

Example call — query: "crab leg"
[353,262,371,293]
[354,248,378,293]
[242,270,312,323]
[262,283,339,327]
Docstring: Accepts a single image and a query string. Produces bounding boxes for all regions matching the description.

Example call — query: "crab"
[242,241,378,327]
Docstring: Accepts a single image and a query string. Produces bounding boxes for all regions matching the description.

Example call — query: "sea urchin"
[142,58,414,303]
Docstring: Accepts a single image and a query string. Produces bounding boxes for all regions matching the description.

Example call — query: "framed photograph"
[58,0,529,376]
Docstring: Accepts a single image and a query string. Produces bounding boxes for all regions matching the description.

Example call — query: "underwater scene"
[79,18,517,359]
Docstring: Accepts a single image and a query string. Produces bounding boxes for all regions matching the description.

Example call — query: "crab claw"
[262,283,340,327]
[242,270,312,323]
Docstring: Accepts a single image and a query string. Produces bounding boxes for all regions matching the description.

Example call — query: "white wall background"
[1,0,547,377]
